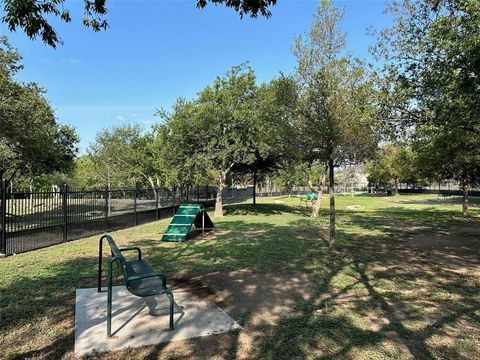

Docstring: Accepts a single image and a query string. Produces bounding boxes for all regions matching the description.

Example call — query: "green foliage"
[293,1,379,168]
[232,74,298,184]
[374,0,480,187]
[86,123,161,189]
[2,0,276,48]
[366,143,420,185]
[162,65,260,193]
[160,64,296,215]
[292,0,378,244]
[0,37,78,182]
[2,0,107,48]
[374,0,480,214]
[273,162,326,190]
[196,0,277,18]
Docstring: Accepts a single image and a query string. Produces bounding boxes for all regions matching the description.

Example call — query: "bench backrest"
[102,234,129,281]
[307,191,318,200]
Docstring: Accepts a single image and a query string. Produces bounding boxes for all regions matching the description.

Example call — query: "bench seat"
[98,234,174,337]
[125,260,167,296]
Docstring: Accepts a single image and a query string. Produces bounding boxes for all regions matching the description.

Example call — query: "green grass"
[0,194,479,359]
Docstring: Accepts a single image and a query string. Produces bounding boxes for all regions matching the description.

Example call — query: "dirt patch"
[170,269,315,326]
[89,270,316,359]
[402,224,480,275]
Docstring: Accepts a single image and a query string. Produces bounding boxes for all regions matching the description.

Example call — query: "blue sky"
[1,0,391,153]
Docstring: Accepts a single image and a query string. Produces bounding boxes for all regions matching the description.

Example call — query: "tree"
[232,74,297,205]
[365,143,419,195]
[293,1,378,247]
[163,64,267,217]
[0,37,78,183]
[88,123,159,190]
[2,0,277,48]
[374,0,480,216]
[68,155,99,189]
[335,164,363,196]
[156,98,211,188]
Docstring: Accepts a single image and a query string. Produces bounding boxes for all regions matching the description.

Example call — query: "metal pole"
[105,187,109,231]
[253,172,257,205]
[202,204,205,235]
[155,188,159,220]
[134,187,138,226]
[1,180,7,255]
[62,184,68,242]
[97,236,104,292]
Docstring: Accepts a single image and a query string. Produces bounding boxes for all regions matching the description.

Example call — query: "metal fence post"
[172,186,176,215]
[62,184,68,242]
[104,187,109,231]
[134,187,138,226]
[155,188,159,220]
[1,180,7,255]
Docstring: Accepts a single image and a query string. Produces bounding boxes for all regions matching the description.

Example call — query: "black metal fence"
[0,183,261,256]
[398,188,480,197]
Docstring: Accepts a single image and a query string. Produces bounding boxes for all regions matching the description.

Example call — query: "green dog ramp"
[161,203,214,242]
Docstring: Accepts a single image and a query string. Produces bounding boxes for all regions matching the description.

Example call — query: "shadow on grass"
[223,202,310,217]
[250,229,480,359]
[1,200,479,359]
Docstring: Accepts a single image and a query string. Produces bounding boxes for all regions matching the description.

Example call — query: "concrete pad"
[74,286,242,357]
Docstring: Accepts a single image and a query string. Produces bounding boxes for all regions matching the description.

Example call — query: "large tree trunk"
[310,173,326,218]
[214,172,226,217]
[328,159,335,248]
[147,176,156,192]
[308,179,317,217]
[462,182,469,217]
[29,181,34,211]
[394,178,399,196]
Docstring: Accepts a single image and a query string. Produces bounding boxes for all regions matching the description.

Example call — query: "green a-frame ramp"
[161,203,214,242]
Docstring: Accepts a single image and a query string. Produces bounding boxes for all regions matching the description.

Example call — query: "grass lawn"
[0,194,479,359]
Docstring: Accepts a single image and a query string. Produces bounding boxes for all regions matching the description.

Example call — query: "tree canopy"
[1,0,277,48]
[293,0,378,245]
[0,37,78,183]
[365,143,420,194]
[159,64,295,216]
[86,123,162,190]
[374,0,480,215]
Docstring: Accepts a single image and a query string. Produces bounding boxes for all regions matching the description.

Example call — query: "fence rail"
[0,183,308,256]
[0,183,314,256]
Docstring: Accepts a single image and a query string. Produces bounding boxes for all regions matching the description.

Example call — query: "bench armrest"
[119,247,142,260]
[128,272,167,286]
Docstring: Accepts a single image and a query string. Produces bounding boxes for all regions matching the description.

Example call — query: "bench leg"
[107,259,115,337]
[166,291,174,330]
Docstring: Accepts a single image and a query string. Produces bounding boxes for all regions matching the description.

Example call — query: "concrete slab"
[75,286,242,357]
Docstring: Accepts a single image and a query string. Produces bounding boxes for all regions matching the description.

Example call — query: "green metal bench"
[300,191,318,206]
[97,234,174,337]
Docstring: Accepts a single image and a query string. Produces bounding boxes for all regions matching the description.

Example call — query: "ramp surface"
[161,203,214,242]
